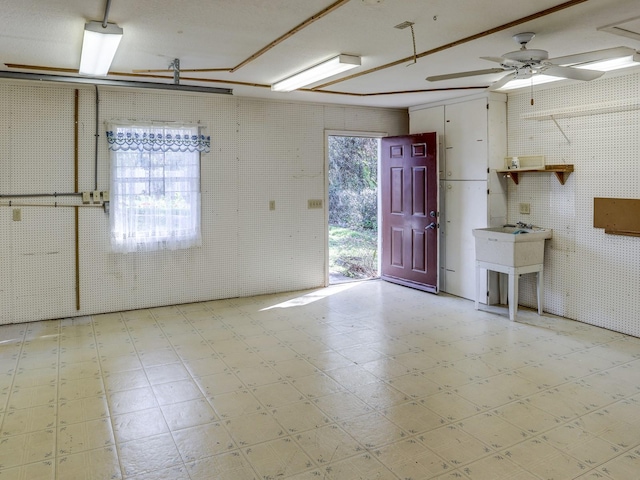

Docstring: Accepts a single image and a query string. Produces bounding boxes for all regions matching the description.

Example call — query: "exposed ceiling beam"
[3,63,488,97]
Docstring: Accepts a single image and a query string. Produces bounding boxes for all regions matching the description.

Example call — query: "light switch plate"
[269,200,276,211]
[519,202,531,214]
[12,208,21,221]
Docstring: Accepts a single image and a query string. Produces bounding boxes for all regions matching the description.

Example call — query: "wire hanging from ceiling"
[394,21,417,66]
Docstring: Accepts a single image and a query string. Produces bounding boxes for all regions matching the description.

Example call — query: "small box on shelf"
[501,155,545,171]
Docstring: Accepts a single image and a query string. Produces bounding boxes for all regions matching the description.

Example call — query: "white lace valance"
[106,125,210,153]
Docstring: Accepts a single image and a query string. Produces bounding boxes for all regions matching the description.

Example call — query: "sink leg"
[537,268,544,315]
[508,272,518,321]
[475,263,480,310]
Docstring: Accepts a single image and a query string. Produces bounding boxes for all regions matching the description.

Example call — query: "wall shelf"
[497,165,574,185]
[520,98,640,120]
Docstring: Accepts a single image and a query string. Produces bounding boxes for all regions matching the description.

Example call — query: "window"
[106,123,209,253]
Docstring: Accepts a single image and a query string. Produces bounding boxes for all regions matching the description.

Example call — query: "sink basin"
[473,226,552,267]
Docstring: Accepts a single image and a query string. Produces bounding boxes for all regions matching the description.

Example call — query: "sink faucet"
[516,221,533,229]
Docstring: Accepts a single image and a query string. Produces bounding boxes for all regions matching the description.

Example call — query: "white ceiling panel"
[1,0,639,107]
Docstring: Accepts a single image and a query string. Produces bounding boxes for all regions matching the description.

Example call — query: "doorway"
[380,133,439,293]
[327,134,381,284]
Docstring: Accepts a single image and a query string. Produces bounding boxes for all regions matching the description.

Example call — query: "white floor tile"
[0,280,639,479]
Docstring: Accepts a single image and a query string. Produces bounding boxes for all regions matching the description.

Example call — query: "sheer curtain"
[106,122,209,253]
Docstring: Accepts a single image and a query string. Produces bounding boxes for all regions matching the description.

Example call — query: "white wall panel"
[0,85,10,194]
[12,208,76,322]
[0,81,407,324]
[237,100,326,296]
[0,211,10,324]
[324,104,408,136]
[0,85,12,324]
[507,71,640,337]
[88,87,241,314]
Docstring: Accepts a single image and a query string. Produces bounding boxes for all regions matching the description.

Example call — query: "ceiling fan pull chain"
[530,76,534,105]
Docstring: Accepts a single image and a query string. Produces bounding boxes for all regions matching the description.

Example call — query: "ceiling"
[2,0,640,108]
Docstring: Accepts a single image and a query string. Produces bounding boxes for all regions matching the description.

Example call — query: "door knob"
[425,222,437,230]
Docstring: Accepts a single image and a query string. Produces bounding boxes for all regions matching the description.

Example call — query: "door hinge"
[486,103,489,110]
[487,189,490,195]
[487,167,490,174]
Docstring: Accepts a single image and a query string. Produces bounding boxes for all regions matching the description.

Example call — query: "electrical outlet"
[308,199,323,209]
[269,200,276,211]
[519,202,531,214]
[12,208,21,221]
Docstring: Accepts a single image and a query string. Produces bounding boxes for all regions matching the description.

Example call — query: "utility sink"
[473,225,552,267]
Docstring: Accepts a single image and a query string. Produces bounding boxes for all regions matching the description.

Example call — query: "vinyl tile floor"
[1,280,640,479]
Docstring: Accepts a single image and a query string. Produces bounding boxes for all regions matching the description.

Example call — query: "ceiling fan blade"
[488,72,516,91]
[480,56,506,64]
[548,46,635,66]
[543,65,604,81]
[426,68,505,82]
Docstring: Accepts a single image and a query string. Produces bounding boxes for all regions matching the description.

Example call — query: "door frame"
[324,130,387,287]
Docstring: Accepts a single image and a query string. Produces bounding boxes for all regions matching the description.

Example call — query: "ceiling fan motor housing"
[503,48,549,63]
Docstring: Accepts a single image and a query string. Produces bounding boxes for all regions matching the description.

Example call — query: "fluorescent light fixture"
[496,74,559,91]
[497,52,640,91]
[271,54,361,92]
[575,53,640,72]
[79,21,123,76]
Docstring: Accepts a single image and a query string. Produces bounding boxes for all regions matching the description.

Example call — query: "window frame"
[106,123,208,253]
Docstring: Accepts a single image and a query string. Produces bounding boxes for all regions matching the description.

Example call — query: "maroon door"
[381,133,438,292]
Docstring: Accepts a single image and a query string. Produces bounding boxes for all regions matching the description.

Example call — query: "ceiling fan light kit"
[271,54,361,92]
[427,31,640,92]
[79,21,123,76]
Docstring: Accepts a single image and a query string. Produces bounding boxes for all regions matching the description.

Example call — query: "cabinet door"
[410,106,445,178]
[444,180,488,301]
[410,105,444,134]
[444,98,488,181]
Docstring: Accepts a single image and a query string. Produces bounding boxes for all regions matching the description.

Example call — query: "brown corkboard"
[594,198,640,237]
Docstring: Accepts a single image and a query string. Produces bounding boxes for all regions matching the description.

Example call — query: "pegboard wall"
[0,80,407,325]
[506,70,640,337]
[237,100,326,296]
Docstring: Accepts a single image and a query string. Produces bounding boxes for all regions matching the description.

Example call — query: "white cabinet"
[410,93,507,303]
[444,98,488,181]
[443,180,489,301]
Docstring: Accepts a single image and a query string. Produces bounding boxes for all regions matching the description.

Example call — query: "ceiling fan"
[426,32,629,90]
